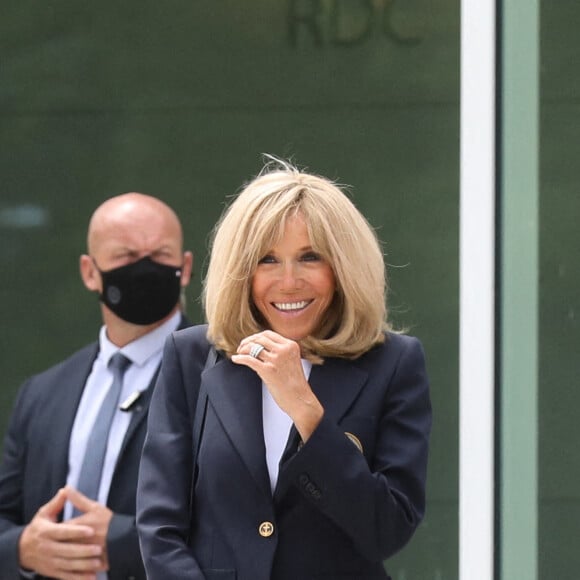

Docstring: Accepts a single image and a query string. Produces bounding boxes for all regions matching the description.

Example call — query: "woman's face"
[251,213,335,341]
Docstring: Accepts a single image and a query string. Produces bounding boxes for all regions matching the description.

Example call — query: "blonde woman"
[137,159,432,580]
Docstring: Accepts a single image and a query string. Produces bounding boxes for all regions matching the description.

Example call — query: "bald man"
[0,193,193,580]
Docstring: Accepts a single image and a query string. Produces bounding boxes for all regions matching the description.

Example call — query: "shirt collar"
[98,311,182,367]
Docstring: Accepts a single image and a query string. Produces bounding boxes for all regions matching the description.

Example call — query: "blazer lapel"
[205,359,271,498]
[308,358,368,424]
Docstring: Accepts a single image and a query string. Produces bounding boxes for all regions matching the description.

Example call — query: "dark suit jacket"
[137,324,432,580]
[0,316,190,580]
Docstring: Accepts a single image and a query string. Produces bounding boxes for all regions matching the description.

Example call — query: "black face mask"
[96,256,183,325]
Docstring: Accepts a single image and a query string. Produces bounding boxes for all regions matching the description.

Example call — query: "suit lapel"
[116,367,158,460]
[54,345,99,488]
[116,315,191,461]
[205,359,271,498]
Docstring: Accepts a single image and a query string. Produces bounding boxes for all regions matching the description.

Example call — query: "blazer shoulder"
[352,332,428,379]
[168,323,212,360]
[171,323,209,345]
[385,331,425,352]
[368,332,425,360]
[10,342,98,420]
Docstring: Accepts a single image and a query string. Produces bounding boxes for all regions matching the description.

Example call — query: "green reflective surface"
[539,1,580,577]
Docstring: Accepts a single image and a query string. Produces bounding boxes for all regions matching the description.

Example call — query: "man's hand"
[19,488,104,580]
[65,486,114,571]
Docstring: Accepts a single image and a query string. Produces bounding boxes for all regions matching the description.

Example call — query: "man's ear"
[180,251,194,287]
[79,254,101,292]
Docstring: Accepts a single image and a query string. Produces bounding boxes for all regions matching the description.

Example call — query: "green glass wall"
[538,1,580,577]
[500,1,580,577]
[499,0,539,577]
[0,2,460,576]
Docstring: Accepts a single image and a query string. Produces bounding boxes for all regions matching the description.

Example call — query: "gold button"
[258,521,274,537]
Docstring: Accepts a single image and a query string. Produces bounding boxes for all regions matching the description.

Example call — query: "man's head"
[80,192,193,345]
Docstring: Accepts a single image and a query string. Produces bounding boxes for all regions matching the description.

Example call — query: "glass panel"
[499,1,539,578]
[0,2,459,577]
[539,1,580,577]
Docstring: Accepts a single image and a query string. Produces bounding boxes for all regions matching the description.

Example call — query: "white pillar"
[459,0,496,578]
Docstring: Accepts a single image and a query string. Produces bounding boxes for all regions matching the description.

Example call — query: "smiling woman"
[137,157,432,580]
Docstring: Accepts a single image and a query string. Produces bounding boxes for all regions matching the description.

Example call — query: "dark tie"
[74,352,131,512]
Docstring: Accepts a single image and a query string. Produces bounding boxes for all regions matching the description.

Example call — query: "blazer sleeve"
[278,335,432,561]
[0,379,34,579]
[106,512,146,580]
[136,332,206,580]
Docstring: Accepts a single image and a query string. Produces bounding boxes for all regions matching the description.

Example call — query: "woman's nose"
[279,262,302,289]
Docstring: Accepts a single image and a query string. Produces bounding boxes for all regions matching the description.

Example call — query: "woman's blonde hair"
[203,158,389,361]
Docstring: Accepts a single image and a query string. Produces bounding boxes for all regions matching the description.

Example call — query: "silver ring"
[249,343,265,359]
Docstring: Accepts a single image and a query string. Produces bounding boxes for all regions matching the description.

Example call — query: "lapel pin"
[345,432,363,454]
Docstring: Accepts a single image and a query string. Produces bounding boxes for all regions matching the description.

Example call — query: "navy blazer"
[137,324,432,580]
[0,316,190,580]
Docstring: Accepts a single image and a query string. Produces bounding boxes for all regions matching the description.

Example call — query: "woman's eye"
[301,252,321,262]
[258,254,277,264]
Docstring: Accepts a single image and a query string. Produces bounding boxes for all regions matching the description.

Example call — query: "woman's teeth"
[274,300,311,311]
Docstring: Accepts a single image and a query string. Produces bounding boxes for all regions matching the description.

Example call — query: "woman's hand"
[232,330,324,441]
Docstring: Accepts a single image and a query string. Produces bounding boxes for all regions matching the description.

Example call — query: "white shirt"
[64,312,181,578]
[262,358,312,493]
